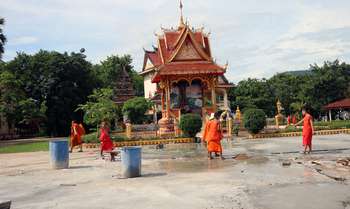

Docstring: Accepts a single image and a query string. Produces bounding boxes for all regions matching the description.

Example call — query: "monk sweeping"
[70,120,83,153]
[295,108,314,154]
[99,121,116,161]
[203,112,224,160]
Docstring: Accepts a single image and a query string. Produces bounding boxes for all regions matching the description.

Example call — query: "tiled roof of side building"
[324,98,350,109]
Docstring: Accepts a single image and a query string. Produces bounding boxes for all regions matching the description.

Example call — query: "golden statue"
[275,99,284,128]
[235,106,241,121]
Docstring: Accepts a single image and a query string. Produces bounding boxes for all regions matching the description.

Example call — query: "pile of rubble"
[337,157,350,167]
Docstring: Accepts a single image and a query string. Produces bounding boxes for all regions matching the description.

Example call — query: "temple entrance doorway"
[170,79,205,115]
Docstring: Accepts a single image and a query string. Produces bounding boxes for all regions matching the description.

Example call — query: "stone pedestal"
[275,114,283,129]
[158,116,174,136]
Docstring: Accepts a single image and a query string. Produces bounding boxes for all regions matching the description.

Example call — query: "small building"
[324,98,350,121]
[140,3,233,134]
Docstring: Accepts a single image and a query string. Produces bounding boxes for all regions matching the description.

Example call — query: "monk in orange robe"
[203,113,224,160]
[99,121,116,161]
[70,120,83,152]
[295,108,314,154]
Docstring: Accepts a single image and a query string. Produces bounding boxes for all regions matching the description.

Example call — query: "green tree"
[0,18,6,59]
[6,50,96,136]
[77,88,120,128]
[122,97,152,124]
[0,71,25,131]
[268,73,306,115]
[305,60,350,117]
[232,78,274,117]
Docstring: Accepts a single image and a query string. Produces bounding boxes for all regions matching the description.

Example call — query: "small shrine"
[140,2,233,135]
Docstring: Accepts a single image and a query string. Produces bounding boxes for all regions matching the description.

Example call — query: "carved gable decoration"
[173,39,203,61]
[145,58,154,69]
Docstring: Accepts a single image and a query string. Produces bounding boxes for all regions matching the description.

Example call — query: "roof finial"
[179,0,185,28]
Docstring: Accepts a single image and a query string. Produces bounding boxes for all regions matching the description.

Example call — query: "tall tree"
[268,73,306,115]
[0,18,6,59]
[0,71,25,131]
[304,60,350,117]
[6,50,96,136]
[232,78,275,117]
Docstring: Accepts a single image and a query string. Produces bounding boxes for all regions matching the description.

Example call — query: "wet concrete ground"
[0,134,349,209]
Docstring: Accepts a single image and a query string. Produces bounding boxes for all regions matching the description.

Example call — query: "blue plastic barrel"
[49,139,69,169]
[121,146,142,178]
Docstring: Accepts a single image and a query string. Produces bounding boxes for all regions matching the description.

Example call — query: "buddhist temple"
[140,1,233,135]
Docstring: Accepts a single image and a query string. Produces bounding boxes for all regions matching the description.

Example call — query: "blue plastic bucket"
[49,139,69,169]
[121,146,142,178]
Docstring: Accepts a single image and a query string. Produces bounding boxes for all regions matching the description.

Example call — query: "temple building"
[140,3,233,134]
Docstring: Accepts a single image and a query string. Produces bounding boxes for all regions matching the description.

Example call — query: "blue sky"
[1,0,350,82]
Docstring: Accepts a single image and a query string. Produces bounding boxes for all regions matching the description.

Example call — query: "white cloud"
[8,36,38,46]
[1,0,350,83]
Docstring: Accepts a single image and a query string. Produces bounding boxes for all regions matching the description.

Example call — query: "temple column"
[223,89,228,110]
[328,109,332,122]
[211,87,216,111]
[153,105,158,124]
[161,89,165,117]
[166,80,171,117]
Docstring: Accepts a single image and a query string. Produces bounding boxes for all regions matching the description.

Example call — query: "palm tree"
[0,18,7,59]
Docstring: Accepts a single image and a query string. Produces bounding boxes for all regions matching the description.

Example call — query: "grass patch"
[0,141,49,154]
[314,120,350,128]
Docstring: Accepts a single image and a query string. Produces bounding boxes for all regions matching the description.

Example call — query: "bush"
[179,113,202,137]
[122,97,152,124]
[243,108,266,134]
[83,132,99,143]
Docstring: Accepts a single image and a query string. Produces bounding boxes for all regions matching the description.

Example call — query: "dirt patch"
[232,153,251,160]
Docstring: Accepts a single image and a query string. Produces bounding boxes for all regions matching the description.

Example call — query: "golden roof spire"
[179,0,185,28]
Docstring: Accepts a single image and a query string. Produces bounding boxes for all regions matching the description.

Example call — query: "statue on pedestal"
[235,106,241,122]
[275,99,284,128]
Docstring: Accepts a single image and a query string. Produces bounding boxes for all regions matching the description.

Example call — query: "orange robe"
[203,120,223,152]
[70,123,82,147]
[99,128,114,151]
[302,113,313,146]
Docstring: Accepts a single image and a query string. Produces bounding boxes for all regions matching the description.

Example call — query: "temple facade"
[140,5,232,134]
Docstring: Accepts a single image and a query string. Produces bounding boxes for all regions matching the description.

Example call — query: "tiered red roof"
[142,24,226,83]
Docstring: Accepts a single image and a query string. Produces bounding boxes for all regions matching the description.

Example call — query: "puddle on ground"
[140,142,270,173]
